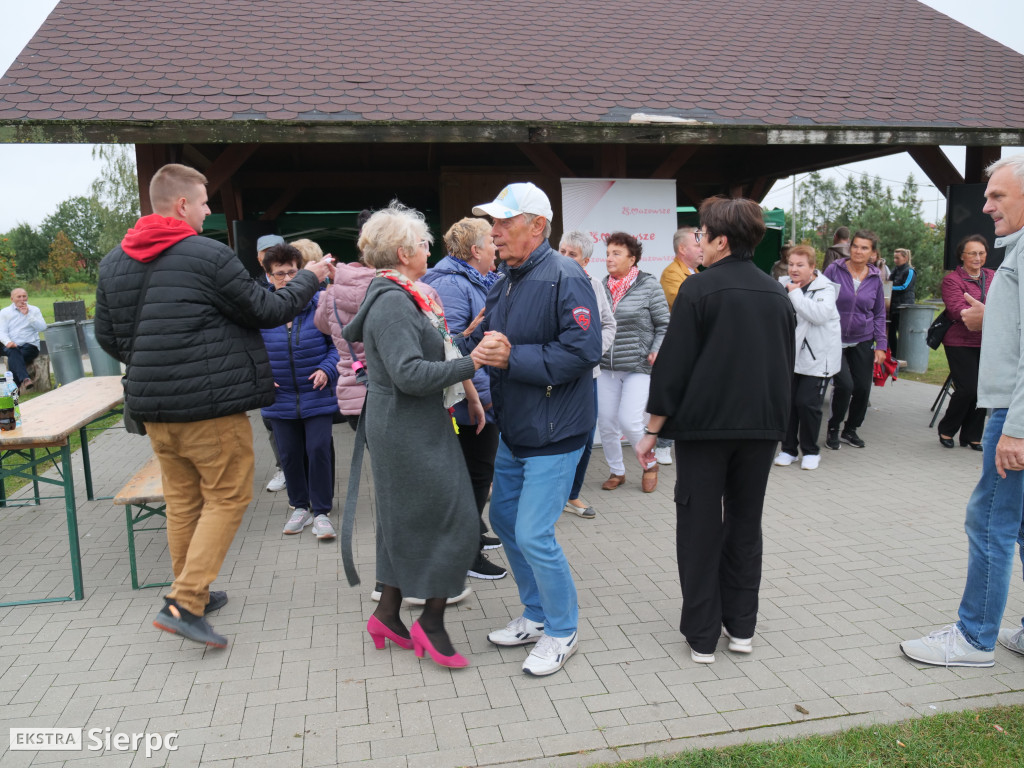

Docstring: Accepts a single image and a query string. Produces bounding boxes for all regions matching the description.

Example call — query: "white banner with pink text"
[560,178,678,283]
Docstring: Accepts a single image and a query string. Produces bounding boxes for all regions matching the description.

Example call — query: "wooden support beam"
[204,144,258,196]
[260,186,302,222]
[651,146,697,179]
[134,145,158,216]
[600,145,626,178]
[220,177,242,249]
[907,146,964,197]
[515,143,575,178]
[965,146,1000,183]
[677,183,703,208]
[728,183,744,199]
[182,144,214,171]
[747,176,775,203]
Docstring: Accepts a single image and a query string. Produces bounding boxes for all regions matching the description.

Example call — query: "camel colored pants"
[145,412,254,616]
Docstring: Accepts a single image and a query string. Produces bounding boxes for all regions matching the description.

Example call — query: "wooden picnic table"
[0,375,125,607]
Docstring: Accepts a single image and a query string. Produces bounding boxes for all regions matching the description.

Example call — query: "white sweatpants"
[597,370,650,475]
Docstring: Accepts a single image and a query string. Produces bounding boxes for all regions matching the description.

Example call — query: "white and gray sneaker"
[773,452,797,467]
[723,627,753,653]
[266,469,286,492]
[900,624,995,667]
[998,626,1024,657]
[523,632,578,676]
[312,515,336,540]
[487,616,544,646]
[283,508,313,535]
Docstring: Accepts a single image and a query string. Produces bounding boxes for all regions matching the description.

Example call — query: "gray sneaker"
[523,632,578,676]
[900,624,994,667]
[488,615,544,646]
[283,508,313,534]
[312,515,336,540]
[998,627,1024,657]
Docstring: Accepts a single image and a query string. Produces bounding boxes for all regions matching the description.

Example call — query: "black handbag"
[122,260,157,436]
[928,271,987,350]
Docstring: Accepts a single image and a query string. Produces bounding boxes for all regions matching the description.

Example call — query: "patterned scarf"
[376,268,455,345]
[607,266,639,310]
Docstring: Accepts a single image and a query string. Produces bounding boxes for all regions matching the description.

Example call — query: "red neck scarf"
[607,266,639,310]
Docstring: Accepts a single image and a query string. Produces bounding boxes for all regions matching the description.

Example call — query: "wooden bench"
[114,455,171,590]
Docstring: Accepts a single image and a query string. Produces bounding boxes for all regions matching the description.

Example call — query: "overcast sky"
[1,0,1023,232]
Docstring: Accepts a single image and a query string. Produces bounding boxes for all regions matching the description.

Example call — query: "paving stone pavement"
[0,378,1022,767]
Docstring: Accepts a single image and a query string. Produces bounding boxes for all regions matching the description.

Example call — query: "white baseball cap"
[472,182,553,221]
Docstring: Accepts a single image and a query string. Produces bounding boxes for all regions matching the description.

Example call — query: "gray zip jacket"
[978,226,1024,436]
[780,272,842,378]
[600,271,671,374]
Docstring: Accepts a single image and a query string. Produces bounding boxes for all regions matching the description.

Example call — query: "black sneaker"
[468,552,507,580]
[204,590,228,615]
[840,428,865,448]
[825,428,840,450]
[481,534,502,550]
[154,601,228,647]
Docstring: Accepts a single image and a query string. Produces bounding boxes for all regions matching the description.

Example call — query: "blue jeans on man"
[957,408,1024,651]
[489,438,583,638]
[2,343,39,386]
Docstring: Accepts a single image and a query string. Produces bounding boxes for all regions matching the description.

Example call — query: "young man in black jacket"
[95,164,333,647]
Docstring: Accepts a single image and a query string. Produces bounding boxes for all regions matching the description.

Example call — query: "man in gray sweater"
[901,153,1024,667]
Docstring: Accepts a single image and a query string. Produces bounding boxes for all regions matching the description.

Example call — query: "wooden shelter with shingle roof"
[3,0,1024,254]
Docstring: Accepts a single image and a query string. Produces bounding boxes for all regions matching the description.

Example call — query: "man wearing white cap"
[470,182,602,676]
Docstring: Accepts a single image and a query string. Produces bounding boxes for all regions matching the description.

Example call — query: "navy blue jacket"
[421,255,504,425]
[478,242,602,457]
[260,292,340,420]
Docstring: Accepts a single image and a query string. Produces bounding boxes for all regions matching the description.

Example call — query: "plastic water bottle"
[4,371,21,428]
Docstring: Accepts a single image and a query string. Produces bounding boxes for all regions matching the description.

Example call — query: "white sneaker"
[405,586,473,606]
[266,469,286,492]
[523,632,577,676]
[312,515,336,540]
[283,508,313,534]
[773,452,797,467]
[488,615,545,646]
[998,627,1024,657]
[723,627,753,653]
[654,447,673,465]
[801,454,820,470]
[900,624,995,667]
[690,648,715,664]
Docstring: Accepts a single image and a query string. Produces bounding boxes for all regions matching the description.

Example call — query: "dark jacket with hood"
[647,254,796,440]
[420,254,503,425]
[475,242,602,458]
[95,214,319,422]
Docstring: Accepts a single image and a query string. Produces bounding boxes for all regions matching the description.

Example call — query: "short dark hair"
[851,229,879,254]
[605,231,642,264]
[956,234,989,258]
[262,243,303,274]
[698,196,766,256]
[833,226,850,243]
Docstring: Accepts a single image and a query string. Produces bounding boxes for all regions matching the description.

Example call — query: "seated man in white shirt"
[0,288,48,392]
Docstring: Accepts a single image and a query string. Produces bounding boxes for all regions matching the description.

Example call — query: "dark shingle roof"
[2,0,1024,130]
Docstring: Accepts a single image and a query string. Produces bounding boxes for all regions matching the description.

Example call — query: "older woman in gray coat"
[598,232,671,494]
[342,201,481,669]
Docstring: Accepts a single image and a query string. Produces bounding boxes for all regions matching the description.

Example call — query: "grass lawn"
[604,705,1024,768]
[899,346,950,387]
[28,284,96,324]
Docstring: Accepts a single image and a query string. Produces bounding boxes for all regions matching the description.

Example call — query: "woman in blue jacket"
[260,244,340,540]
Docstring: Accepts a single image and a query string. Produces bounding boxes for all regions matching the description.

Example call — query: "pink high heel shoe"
[367,615,413,651]
[410,621,469,668]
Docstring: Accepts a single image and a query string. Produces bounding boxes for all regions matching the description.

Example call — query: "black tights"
[373,585,454,656]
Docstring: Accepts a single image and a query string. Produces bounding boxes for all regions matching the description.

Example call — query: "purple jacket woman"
[823,259,887,349]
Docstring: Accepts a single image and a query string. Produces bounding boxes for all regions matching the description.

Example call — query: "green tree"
[2,223,49,279]
[0,235,18,294]
[40,195,107,277]
[796,172,843,253]
[90,145,140,255]
[44,231,81,287]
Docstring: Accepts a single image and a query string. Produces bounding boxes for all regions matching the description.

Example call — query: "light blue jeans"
[489,438,583,638]
[957,408,1024,651]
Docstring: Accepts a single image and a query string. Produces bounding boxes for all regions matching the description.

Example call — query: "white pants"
[597,370,650,475]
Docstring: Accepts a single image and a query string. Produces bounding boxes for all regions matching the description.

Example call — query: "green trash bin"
[45,320,86,385]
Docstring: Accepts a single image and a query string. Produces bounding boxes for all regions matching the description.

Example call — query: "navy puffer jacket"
[260,292,340,420]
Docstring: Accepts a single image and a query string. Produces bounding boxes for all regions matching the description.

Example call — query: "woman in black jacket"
[634,196,795,665]
[887,248,917,357]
